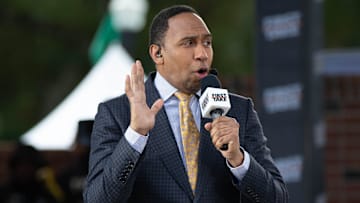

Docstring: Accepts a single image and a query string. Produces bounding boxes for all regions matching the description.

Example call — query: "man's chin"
[187,82,201,94]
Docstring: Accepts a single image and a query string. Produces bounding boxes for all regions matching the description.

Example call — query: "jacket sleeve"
[236,98,289,203]
[83,101,140,203]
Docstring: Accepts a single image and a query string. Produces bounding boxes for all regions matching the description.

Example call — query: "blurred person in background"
[0,143,63,203]
[57,120,93,203]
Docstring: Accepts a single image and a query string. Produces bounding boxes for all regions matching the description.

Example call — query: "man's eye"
[204,40,212,47]
[183,40,194,46]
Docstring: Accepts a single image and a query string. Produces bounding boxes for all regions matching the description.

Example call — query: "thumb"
[150,99,164,115]
[228,141,234,150]
[204,122,212,131]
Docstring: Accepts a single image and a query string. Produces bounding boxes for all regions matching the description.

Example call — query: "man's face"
[157,12,213,94]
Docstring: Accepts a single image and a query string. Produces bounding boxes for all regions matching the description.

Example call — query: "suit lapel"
[145,74,194,199]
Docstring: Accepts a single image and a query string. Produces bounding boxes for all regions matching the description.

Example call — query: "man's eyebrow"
[179,34,212,41]
[203,34,212,38]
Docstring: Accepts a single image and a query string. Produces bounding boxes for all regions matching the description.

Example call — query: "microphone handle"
[210,109,228,151]
[220,144,228,151]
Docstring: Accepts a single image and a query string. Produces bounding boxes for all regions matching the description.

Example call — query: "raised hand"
[125,60,164,135]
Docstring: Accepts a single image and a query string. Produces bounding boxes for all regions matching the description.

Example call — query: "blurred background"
[0,0,359,202]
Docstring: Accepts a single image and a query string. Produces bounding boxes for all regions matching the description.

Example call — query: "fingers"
[125,75,133,98]
[204,122,212,131]
[206,116,240,151]
[151,99,164,114]
[131,60,145,92]
[213,133,231,150]
[126,60,145,100]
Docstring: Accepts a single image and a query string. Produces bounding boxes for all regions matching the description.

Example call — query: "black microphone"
[199,73,231,151]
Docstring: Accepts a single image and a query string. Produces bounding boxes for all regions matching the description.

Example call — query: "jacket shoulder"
[101,94,129,107]
[229,93,253,107]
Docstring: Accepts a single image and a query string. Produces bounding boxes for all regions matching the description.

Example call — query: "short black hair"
[149,5,199,46]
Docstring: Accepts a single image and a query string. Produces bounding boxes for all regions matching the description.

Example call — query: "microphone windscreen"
[201,74,221,94]
[209,68,218,76]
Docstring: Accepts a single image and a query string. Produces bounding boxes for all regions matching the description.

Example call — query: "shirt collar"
[154,72,201,101]
[154,72,177,102]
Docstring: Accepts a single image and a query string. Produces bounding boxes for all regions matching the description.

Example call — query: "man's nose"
[194,45,208,61]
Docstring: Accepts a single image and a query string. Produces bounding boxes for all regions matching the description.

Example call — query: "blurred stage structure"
[20,0,148,150]
[319,49,360,203]
[255,0,324,202]
[21,43,133,150]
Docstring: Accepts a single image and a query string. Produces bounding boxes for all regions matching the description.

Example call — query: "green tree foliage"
[0,0,107,139]
[324,0,360,47]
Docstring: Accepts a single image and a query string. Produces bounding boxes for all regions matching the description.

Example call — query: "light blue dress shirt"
[124,72,250,181]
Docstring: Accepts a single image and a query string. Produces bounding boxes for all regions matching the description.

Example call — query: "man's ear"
[149,44,164,64]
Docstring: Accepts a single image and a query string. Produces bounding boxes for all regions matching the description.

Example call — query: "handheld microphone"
[199,73,231,150]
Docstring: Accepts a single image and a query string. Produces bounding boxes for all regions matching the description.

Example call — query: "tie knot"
[174,92,192,102]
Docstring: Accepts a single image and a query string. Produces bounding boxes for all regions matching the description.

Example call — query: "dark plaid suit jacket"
[83,72,288,203]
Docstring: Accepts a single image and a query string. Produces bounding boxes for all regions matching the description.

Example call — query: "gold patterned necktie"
[175,91,200,193]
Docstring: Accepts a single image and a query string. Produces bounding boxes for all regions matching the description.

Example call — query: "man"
[84,5,288,203]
